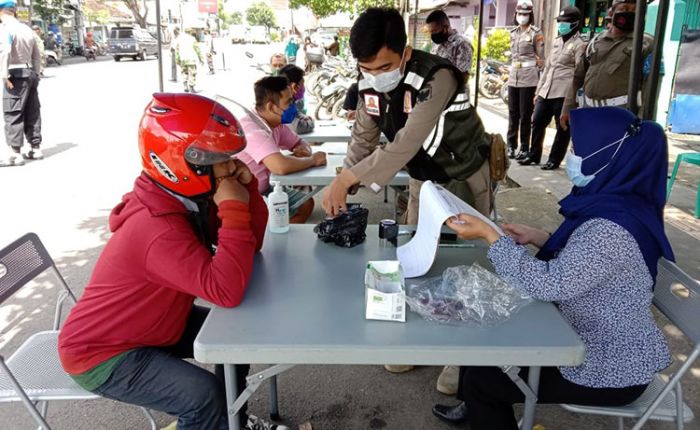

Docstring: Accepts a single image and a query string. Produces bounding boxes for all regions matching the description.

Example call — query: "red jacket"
[58,173,267,375]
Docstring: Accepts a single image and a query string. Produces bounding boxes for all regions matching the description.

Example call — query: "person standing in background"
[520,6,586,170]
[0,0,43,167]
[31,25,45,76]
[427,9,473,82]
[174,28,203,93]
[506,0,544,160]
[170,27,179,82]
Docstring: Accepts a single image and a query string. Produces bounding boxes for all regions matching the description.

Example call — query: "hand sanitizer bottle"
[268,181,289,233]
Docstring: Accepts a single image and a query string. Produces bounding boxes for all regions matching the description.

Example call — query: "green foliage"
[289,0,397,18]
[270,32,281,42]
[482,28,511,63]
[231,11,243,25]
[84,7,110,25]
[246,2,277,32]
[218,2,242,29]
[33,0,68,24]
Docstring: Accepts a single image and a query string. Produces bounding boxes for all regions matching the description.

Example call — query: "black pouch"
[314,204,369,248]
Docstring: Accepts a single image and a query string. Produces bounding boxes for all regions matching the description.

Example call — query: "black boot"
[432,401,468,423]
[541,161,559,170]
[515,151,528,161]
[508,148,516,159]
[518,155,540,166]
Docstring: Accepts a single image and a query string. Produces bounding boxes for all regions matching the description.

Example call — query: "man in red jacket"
[58,94,288,430]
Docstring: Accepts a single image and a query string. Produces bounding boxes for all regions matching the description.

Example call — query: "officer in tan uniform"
[0,0,43,167]
[507,0,545,160]
[322,8,493,223]
[519,6,586,170]
[561,0,654,129]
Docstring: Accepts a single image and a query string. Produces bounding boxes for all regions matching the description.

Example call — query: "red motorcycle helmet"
[138,93,247,198]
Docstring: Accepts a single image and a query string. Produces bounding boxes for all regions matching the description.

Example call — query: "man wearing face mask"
[426,9,473,82]
[278,64,315,134]
[507,0,545,161]
[561,0,654,129]
[322,7,493,224]
[236,76,326,223]
[519,6,586,170]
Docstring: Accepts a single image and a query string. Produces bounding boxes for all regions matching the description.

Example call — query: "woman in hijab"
[432,107,675,430]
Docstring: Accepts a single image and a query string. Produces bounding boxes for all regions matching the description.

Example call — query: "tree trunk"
[123,0,148,28]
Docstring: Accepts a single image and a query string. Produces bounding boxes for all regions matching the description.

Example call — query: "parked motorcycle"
[478,59,509,100]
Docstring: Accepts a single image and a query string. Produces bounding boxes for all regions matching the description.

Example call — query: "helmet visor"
[183,103,247,166]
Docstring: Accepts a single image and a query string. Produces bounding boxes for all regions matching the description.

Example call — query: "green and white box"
[364,261,406,322]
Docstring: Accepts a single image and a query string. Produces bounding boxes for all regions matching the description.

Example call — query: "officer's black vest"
[358,50,490,183]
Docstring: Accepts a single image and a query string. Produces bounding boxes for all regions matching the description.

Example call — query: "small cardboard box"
[364,261,406,322]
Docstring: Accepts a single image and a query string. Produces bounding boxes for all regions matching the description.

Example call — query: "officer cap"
[556,6,582,22]
[0,0,16,9]
[516,0,534,13]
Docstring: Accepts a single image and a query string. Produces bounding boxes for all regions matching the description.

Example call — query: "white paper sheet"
[397,181,504,278]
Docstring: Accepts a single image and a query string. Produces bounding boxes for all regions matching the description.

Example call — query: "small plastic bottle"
[268,181,289,233]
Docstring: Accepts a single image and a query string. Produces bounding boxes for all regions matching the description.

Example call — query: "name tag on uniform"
[403,90,413,114]
[364,94,380,116]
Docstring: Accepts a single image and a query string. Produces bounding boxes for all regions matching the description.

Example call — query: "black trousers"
[530,97,570,165]
[507,86,536,152]
[457,366,647,430]
[3,69,42,149]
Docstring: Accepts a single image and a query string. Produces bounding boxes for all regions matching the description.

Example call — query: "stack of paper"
[397,181,504,278]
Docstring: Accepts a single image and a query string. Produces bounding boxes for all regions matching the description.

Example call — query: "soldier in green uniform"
[561,0,654,129]
[507,0,545,160]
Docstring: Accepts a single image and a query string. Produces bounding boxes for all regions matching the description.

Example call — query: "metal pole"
[412,0,418,45]
[473,0,486,109]
[627,0,647,114]
[643,0,670,120]
[155,0,164,92]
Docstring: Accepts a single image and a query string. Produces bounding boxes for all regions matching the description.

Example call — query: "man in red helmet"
[58,94,288,430]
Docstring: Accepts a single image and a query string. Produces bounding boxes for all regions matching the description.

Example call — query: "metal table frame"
[194,226,584,430]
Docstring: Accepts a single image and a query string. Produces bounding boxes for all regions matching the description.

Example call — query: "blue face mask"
[565,132,629,188]
[280,101,297,124]
[558,22,576,36]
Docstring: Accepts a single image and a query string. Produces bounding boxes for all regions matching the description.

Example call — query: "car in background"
[312,28,338,49]
[230,24,247,44]
[108,26,159,61]
[248,26,270,44]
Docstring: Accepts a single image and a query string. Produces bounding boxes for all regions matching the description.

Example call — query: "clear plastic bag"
[405,263,531,326]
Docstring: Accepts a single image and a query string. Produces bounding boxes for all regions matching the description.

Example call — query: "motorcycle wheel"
[331,97,346,120]
[314,93,339,121]
[499,84,509,104]
[478,75,501,100]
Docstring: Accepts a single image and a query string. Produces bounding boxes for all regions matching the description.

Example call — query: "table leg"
[269,375,280,420]
[224,364,241,430]
[521,366,541,430]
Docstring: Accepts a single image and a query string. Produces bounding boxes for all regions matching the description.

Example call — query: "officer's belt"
[579,93,628,108]
[9,64,31,70]
[513,61,537,69]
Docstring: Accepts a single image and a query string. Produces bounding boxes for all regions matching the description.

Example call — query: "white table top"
[270,154,410,187]
[194,225,585,367]
[299,121,388,144]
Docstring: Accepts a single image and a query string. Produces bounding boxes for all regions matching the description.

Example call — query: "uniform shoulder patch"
[417,86,432,103]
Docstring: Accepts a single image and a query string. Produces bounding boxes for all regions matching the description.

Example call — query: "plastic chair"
[0,233,157,430]
[666,152,700,218]
[561,258,699,429]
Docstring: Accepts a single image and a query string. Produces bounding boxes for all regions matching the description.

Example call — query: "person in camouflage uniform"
[174,29,203,93]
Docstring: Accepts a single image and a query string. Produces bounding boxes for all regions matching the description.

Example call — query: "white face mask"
[516,14,530,26]
[565,132,629,188]
[362,49,406,93]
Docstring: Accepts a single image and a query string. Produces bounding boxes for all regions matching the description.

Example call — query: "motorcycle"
[478,59,509,100]
[85,46,97,61]
[44,49,61,66]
